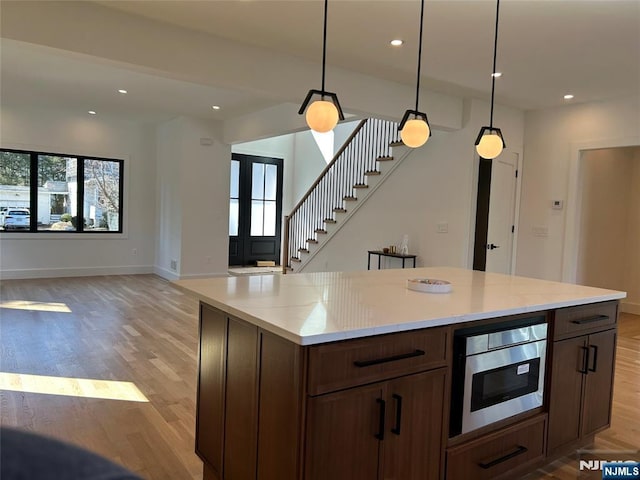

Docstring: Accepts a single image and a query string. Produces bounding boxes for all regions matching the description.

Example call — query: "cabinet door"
[305,383,383,480]
[382,369,446,480]
[224,318,259,480]
[547,336,586,453]
[197,305,227,476]
[582,329,616,437]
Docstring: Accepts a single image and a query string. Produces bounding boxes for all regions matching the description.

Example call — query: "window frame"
[0,148,124,234]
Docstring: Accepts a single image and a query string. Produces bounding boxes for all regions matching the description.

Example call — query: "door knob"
[487,243,500,250]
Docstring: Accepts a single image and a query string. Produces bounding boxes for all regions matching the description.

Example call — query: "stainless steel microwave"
[449,316,548,437]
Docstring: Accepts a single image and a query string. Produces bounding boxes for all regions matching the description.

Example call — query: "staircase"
[283,118,411,273]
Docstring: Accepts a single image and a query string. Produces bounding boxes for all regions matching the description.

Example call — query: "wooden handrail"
[286,119,368,219]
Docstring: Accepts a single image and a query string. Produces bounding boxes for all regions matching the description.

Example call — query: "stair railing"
[283,118,401,272]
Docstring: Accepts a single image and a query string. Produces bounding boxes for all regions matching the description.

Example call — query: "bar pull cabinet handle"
[579,346,590,375]
[571,315,609,325]
[354,349,426,368]
[391,394,403,435]
[478,445,528,469]
[375,398,386,440]
[589,345,599,372]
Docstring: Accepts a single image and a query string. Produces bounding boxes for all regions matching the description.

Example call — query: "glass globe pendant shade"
[305,100,339,133]
[400,119,430,148]
[475,132,504,159]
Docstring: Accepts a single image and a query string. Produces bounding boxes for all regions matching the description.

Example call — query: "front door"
[228,154,283,266]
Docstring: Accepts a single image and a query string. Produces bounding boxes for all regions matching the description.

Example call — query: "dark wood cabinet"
[196,304,227,478]
[446,414,547,480]
[547,303,618,454]
[305,383,383,480]
[305,368,447,480]
[196,300,619,480]
[382,370,447,480]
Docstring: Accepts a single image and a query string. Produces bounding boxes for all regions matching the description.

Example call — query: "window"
[0,149,123,233]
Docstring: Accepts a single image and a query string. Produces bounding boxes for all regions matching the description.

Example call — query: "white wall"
[0,104,157,278]
[303,99,524,272]
[518,95,640,282]
[155,117,230,280]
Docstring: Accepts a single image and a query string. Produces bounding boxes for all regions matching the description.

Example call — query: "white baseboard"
[0,265,154,280]
[154,266,180,281]
[620,301,640,315]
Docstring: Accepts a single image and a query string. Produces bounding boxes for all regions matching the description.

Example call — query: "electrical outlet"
[170,259,177,271]
[131,248,138,256]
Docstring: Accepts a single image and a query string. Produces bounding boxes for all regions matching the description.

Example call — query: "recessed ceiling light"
[118,89,128,94]
[491,72,502,78]
[390,39,404,47]
[88,110,97,115]
[212,105,221,110]
[564,94,574,100]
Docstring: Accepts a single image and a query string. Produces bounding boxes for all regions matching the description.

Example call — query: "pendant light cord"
[489,0,500,128]
[414,0,425,113]
[321,0,328,94]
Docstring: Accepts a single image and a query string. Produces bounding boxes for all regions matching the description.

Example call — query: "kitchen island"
[175,267,626,480]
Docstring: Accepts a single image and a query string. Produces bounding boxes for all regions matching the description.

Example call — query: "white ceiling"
[1,0,639,123]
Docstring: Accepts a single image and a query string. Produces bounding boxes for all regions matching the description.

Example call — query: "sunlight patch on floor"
[0,300,72,313]
[0,372,149,402]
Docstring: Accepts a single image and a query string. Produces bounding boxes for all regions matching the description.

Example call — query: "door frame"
[562,136,640,283]
[229,153,284,266]
[469,148,523,273]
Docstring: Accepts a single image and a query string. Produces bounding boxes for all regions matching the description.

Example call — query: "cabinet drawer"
[446,414,546,480]
[307,327,449,396]
[554,301,618,340]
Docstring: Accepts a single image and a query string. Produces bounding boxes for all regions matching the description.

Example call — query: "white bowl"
[407,278,452,294]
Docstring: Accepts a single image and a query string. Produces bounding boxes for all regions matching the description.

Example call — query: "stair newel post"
[283,215,290,273]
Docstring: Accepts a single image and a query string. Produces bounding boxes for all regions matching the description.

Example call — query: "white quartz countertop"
[174,267,626,346]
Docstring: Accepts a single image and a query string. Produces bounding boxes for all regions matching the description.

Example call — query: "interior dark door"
[228,154,283,266]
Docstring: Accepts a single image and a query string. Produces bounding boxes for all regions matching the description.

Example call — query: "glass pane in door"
[264,201,276,236]
[252,163,265,199]
[250,200,264,236]
[229,199,239,236]
[265,164,277,200]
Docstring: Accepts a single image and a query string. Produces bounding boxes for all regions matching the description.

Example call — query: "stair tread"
[353,184,369,189]
[376,156,394,161]
[333,208,347,212]
[365,170,381,176]
[291,257,301,262]
[299,248,309,253]
[315,229,327,234]
[343,196,357,201]
[389,141,404,147]
[323,219,336,224]
[307,238,319,243]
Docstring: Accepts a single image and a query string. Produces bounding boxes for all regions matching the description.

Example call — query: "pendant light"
[398,0,431,148]
[475,0,506,159]
[298,0,345,133]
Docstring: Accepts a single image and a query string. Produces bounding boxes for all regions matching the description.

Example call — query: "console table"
[367,250,417,270]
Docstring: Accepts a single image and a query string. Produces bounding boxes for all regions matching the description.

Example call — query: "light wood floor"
[1,275,638,479]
